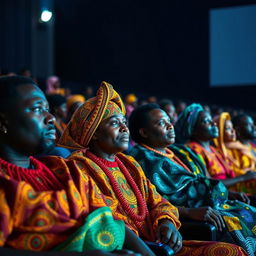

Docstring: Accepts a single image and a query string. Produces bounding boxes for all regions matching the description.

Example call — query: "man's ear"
[139,128,148,139]
[0,113,8,134]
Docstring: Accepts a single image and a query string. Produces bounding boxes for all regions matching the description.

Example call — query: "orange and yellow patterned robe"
[68,150,180,241]
[225,142,256,175]
[0,156,107,251]
[67,150,249,256]
[0,156,248,256]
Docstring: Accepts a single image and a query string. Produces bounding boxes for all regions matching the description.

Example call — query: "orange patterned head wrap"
[57,81,126,149]
[213,112,231,157]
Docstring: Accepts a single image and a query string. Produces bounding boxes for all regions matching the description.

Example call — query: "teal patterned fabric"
[129,144,256,256]
[129,144,225,208]
[174,103,204,144]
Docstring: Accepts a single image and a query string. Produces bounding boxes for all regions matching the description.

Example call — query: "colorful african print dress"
[187,142,236,179]
[0,156,125,252]
[68,149,180,241]
[188,141,256,194]
[130,144,256,256]
[213,112,256,194]
[225,142,256,174]
[68,149,248,256]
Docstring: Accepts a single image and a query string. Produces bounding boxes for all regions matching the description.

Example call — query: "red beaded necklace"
[86,151,148,222]
[0,156,64,191]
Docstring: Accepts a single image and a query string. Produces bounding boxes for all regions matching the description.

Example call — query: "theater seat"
[145,241,174,256]
[180,220,217,241]
[145,221,216,256]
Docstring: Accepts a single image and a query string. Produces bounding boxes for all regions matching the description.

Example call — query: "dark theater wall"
[0,0,32,73]
[55,0,256,110]
[55,0,209,101]
[0,0,54,78]
[1,0,256,110]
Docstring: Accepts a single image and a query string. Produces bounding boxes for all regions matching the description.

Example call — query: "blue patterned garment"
[130,144,256,256]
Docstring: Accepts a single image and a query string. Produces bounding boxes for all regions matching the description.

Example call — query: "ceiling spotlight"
[40,10,52,23]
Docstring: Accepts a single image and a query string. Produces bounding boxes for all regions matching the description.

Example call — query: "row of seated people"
[49,78,256,202]
[50,84,256,255]
[127,103,256,254]
[0,76,255,255]
[47,81,256,255]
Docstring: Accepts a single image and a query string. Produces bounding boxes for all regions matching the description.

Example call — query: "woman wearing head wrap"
[213,112,256,194]
[0,76,142,256]
[175,104,256,194]
[177,104,256,251]
[58,81,183,255]
[58,83,248,256]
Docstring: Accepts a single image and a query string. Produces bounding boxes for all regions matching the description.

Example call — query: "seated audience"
[214,112,256,194]
[175,104,256,194]
[128,103,256,255]
[231,114,256,170]
[58,82,247,256]
[0,76,150,256]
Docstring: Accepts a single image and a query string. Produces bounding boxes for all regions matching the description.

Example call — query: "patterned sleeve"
[144,177,181,231]
[124,155,181,232]
[0,159,107,250]
[0,172,80,249]
[186,143,206,165]
[0,184,12,246]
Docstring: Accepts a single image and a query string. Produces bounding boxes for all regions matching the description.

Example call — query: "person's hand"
[85,250,142,256]
[228,191,250,204]
[156,220,182,253]
[187,207,225,232]
[243,171,256,181]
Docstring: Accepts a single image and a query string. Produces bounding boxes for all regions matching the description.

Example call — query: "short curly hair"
[128,103,160,143]
[0,76,37,112]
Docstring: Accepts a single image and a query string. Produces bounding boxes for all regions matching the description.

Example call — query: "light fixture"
[40,10,52,23]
